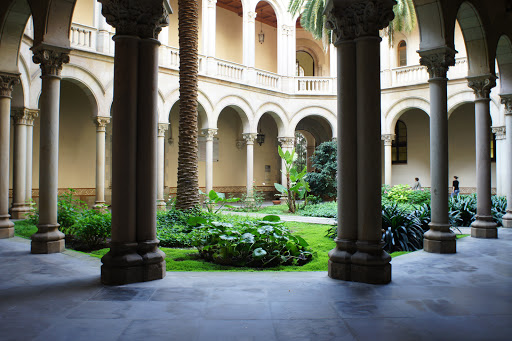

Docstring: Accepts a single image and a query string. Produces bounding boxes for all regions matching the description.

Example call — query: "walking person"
[451,176,460,197]
[412,177,422,190]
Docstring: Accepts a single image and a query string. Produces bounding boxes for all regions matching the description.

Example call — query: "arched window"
[296,51,315,76]
[392,120,407,164]
[398,40,407,67]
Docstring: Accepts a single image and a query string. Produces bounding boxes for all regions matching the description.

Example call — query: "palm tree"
[176,0,200,210]
[288,0,416,47]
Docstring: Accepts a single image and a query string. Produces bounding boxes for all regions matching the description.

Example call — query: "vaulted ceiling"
[216,0,277,28]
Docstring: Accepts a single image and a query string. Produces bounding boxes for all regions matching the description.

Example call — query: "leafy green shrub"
[57,189,88,234]
[299,202,337,218]
[191,215,313,267]
[305,141,337,200]
[408,188,431,205]
[201,190,240,214]
[491,195,507,226]
[237,187,265,212]
[449,194,476,227]
[382,203,424,253]
[72,210,111,250]
[386,185,413,204]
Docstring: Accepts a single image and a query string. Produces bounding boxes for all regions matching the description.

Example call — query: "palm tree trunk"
[176,0,200,210]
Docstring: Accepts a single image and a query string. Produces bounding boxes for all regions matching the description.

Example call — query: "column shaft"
[503,100,512,227]
[419,47,456,253]
[26,111,38,203]
[0,74,18,238]
[328,39,357,281]
[94,117,109,209]
[203,128,217,194]
[11,111,28,219]
[469,76,497,238]
[31,47,69,254]
[157,124,169,210]
[382,135,394,186]
[243,133,257,197]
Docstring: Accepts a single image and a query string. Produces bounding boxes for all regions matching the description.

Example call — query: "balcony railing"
[66,23,469,96]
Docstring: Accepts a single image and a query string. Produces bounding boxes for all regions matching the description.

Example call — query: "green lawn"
[14,220,471,272]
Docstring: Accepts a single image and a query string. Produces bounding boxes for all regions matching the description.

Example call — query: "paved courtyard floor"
[1,229,511,341]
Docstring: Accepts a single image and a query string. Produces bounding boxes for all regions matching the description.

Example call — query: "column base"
[93,202,108,213]
[31,224,65,254]
[328,238,355,281]
[424,223,456,253]
[0,215,14,238]
[350,241,392,285]
[157,201,166,211]
[501,211,512,228]
[471,215,498,238]
[101,241,166,285]
[10,204,31,220]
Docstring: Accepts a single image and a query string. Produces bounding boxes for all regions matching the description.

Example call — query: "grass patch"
[390,251,412,258]
[456,234,470,239]
[14,220,37,239]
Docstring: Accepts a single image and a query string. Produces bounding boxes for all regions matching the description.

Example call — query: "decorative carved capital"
[99,0,169,39]
[243,133,258,145]
[381,134,395,146]
[278,136,295,148]
[467,75,496,100]
[94,116,111,132]
[325,0,396,44]
[501,94,512,115]
[32,47,70,77]
[158,123,169,137]
[246,11,257,24]
[207,0,217,8]
[492,126,506,140]
[25,109,39,126]
[0,73,20,98]
[202,128,218,141]
[418,47,456,79]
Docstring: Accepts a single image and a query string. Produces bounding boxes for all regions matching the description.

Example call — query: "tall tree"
[288,0,416,47]
[176,0,200,210]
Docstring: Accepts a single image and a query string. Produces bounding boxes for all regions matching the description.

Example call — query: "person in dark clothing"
[451,176,460,197]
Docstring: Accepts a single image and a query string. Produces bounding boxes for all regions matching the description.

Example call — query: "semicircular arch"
[384,97,430,134]
[289,106,336,138]
[213,95,254,132]
[254,102,288,136]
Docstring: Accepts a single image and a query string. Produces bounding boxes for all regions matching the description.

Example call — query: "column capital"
[418,47,457,79]
[325,0,396,44]
[11,107,32,125]
[500,94,512,115]
[381,134,395,146]
[25,109,39,126]
[207,0,217,8]
[467,74,497,100]
[242,133,258,145]
[94,116,111,132]
[158,123,169,137]
[32,46,70,77]
[99,0,169,39]
[278,136,295,148]
[492,126,506,140]
[246,11,256,24]
[202,128,218,141]
[0,72,20,98]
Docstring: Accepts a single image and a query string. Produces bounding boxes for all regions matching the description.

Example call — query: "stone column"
[419,47,457,253]
[157,123,169,210]
[243,133,257,197]
[99,0,169,284]
[382,134,394,186]
[10,108,30,219]
[325,0,395,284]
[243,11,257,84]
[202,0,217,75]
[25,109,38,203]
[502,95,512,227]
[93,116,110,210]
[468,75,498,238]
[31,47,69,253]
[492,126,506,196]
[202,128,217,194]
[277,137,295,187]
[0,73,19,239]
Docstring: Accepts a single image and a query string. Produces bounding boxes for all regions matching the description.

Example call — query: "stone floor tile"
[33,318,131,341]
[270,301,339,320]
[66,301,135,319]
[333,299,409,318]
[273,319,357,341]
[119,319,200,341]
[123,301,207,320]
[204,302,271,320]
[209,287,268,302]
[198,320,277,341]
[149,287,210,302]
[90,287,156,301]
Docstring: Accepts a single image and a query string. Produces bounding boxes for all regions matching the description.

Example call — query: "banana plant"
[274,146,310,213]
[200,189,240,214]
